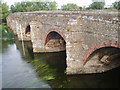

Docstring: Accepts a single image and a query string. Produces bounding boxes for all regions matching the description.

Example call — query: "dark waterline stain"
[2,40,120,88]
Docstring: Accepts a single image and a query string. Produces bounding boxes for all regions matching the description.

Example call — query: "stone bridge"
[7,10,120,74]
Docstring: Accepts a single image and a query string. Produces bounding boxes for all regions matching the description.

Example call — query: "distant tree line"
[7,0,120,12]
[61,1,120,10]
[61,3,82,10]
[10,1,57,13]
[86,2,105,10]
[2,0,120,14]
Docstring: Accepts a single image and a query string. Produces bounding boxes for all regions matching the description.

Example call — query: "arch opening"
[25,25,30,34]
[84,46,120,66]
[44,31,67,72]
[45,31,66,52]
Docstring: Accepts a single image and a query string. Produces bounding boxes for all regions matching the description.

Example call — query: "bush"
[87,2,105,10]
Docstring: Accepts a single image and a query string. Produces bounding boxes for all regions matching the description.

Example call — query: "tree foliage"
[61,3,82,10]
[0,1,10,23]
[112,1,120,10]
[87,2,105,9]
[10,1,57,13]
[0,1,14,39]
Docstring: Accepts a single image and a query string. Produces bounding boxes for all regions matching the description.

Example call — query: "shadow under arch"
[25,25,31,34]
[84,46,120,65]
[44,31,66,53]
[83,40,119,65]
[45,31,66,45]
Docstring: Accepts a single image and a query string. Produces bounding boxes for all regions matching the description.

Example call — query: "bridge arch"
[45,30,66,45]
[44,30,66,52]
[25,25,31,34]
[83,40,119,65]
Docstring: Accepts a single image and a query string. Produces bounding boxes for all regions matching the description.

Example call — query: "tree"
[0,1,10,23]
[61,3,82,10]
[49,1,57,10]
[88,2,105,9]
[10,1,57,13]
[0,1,14,39]
[112,1,120,10]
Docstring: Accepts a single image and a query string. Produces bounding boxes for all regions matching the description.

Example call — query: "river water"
[1,40,120,88]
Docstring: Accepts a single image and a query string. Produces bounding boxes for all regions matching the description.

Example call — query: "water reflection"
[2,40,15,53]
[15,40,34,61]
[2,40,51,88]
[15,40,67,81]
[2,40,120,88]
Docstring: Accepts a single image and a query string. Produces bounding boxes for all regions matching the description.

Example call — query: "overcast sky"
[3,0,117,8]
